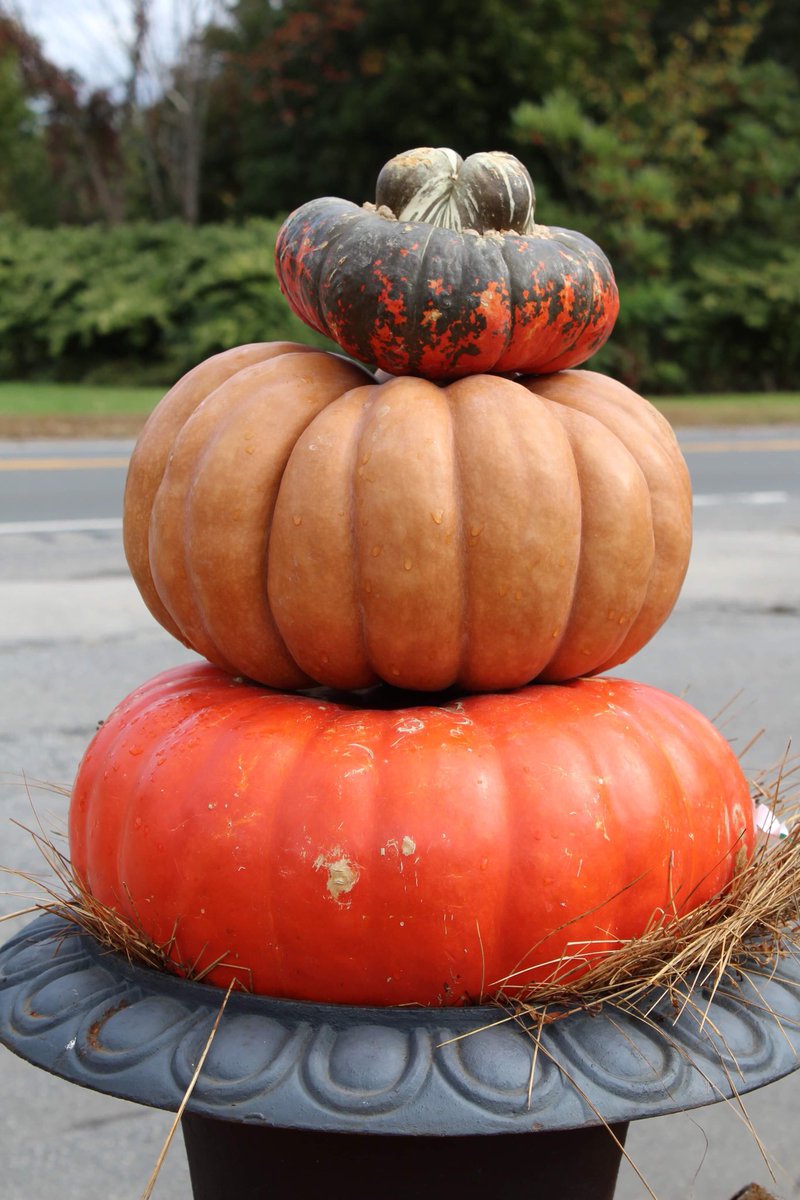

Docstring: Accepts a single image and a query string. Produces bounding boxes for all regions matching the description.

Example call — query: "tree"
[121,0,224,224]
[511,0,800,390]
[0,40,53,223]
[0,1,222,225]
[201,0,565,217]
[0,14,128,223]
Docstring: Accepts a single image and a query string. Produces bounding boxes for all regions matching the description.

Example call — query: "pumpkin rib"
[400,220,440,369]
[446,387,472,685]
[493,232,574,374]
[114,698,225,935]
[558,718,640,963]
[615,686,752,905]
[500,230,568,374]
[315,215,368,345]
[265,701,381,995]
[651,686,749,900]
[158,384,266,676]
[491,713,568,990]
[282,211,341,339]
[597,428,691,672]
[178,398,244,674]
[589,699,691,925]
[238,700,336,994]
[519,372,691,673]
[125,343,318,641]
[347,388,381,685]
[561,371,690,500]
[602,693,703,919]
[514,234,607,376]
[538,402,655,680]
[270,387,376,688]
[520,687,706,958]
[73,667,205,906]
[453,378,583,689]
[145,363,274,674]
[416,225,510,378]
[356,378,466,689]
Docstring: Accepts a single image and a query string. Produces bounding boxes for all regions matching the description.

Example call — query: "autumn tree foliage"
[0,2,218,224]
[0,15,126,223]
[200,0,547,217]
[511,0,800,389]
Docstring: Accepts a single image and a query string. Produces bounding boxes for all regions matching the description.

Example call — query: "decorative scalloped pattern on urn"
[2,917,800,1136]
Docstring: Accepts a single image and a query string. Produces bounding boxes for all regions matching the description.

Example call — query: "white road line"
[0,517,123,536]
[0,496,792,533]
[693,491,789,507]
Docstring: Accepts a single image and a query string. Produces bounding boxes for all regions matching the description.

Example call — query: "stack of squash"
[69,149,753,1005]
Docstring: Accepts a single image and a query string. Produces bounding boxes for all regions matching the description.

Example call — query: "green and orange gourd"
[275,147,619,380]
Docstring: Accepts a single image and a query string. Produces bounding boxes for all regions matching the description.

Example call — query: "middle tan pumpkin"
[124,343,692,692]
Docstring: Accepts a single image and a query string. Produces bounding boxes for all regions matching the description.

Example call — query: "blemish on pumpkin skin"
[343,742,374,761]
[392,717,425,743]
[313,850,360,904]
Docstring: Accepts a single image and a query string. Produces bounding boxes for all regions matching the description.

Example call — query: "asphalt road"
[1,428,799,1200]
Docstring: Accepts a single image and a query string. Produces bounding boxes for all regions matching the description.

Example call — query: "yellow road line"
[0,456,129,471]
[682,438,800,454]
[0,440,798,471]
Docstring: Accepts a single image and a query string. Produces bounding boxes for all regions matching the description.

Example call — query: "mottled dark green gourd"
[275,146,619,381]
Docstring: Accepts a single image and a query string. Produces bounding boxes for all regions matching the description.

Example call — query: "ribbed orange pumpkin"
[123,344,692,692]
[68,665,754,1005]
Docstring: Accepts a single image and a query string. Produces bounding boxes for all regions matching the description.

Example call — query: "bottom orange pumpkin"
[69,665,753,1005]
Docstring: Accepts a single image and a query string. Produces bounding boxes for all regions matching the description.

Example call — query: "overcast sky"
[9,0,221,87]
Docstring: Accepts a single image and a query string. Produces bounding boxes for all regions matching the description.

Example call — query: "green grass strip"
[0,383,164,417]
[0,382,797,426]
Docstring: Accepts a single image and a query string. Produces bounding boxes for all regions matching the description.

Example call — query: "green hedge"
[1,216,798,393]
[0,217,334,387]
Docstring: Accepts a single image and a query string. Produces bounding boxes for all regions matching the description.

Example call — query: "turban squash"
[123,342,692,692]
[275,147,619,380]
[69,665,754,1006]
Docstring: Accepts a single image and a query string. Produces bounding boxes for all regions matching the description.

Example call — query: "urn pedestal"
[2,914,799,1199]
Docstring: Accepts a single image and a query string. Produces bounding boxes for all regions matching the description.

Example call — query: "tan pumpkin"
[124,345,692,691]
